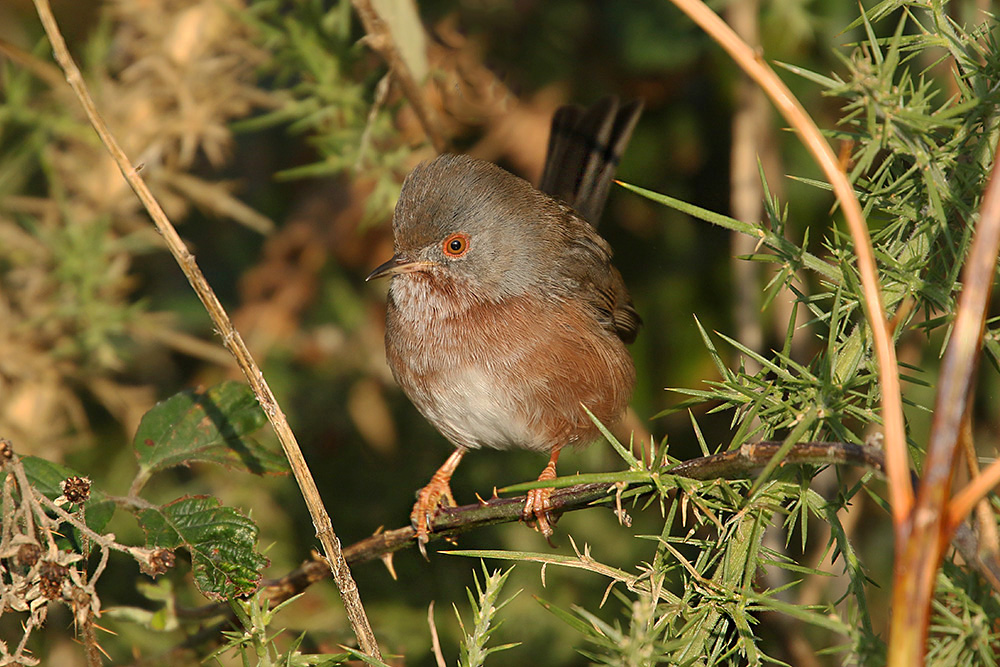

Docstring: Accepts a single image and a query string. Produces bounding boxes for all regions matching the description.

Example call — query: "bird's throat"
[388,272,495,322]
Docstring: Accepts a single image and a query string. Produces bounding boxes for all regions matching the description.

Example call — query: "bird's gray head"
[367,154,571,299]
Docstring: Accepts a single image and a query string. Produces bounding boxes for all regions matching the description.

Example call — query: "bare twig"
[29,0,381,659]
[428,601,447,667]
[158,171,275,235]
[957,414,999,566]
[0,36,65,88]
[351,0,446,153]
[949,457,1000,532]
[667,0,910,522]
[888,132,1000,666]
[179,439,887,622]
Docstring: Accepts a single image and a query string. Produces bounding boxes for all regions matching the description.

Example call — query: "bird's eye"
[442,232,470,258]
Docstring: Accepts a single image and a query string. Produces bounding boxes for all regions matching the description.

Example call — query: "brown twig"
[177,439,886,622]
[174,437,1000,656]
[29,0,381,659]
[889,132,1000,665]
[351,0,447,153]
[667,0,910,522]
[0,36,65,89]
[949,457,1000,532]
[957,413,999,568]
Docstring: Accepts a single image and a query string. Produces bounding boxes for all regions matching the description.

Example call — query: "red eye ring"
[442,232,470,257]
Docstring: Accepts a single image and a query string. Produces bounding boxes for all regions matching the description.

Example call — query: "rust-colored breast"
[385,273,635,452]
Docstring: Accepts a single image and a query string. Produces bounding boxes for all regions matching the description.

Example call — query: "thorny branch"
[666,0,909,523]
[181,439,1000,633]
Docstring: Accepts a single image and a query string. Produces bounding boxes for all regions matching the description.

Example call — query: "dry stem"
[29,0,381,659]
[352,0,446,153]
[889,132,1000,666]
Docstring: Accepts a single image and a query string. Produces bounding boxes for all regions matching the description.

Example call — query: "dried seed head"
[39,561,69,600]
[17,543,42,568]
[60,476,91,504]
[144,548,176,576]
[0,439,12,462]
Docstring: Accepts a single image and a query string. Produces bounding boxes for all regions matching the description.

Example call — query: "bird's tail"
[538,97,643,226]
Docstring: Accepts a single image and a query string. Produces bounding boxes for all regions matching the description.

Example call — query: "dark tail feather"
[538,97,643,225]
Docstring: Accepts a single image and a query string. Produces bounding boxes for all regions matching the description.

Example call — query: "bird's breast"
[385,273,635,452]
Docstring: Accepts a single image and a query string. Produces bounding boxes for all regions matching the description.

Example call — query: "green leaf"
[617,180,760,236]
[617,180,841,281]
[138,495,268,600]
[582,405,640,469]
[22,456,116,534]
[133,382,287,485]
[338,646,393,667]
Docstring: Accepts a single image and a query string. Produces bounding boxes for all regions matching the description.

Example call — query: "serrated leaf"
[21,456,116,534]
[133,382,287,481]
[138,495,268,600]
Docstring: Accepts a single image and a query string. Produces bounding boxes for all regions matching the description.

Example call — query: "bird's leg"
[411,449,466,552]
[523,447,562,539]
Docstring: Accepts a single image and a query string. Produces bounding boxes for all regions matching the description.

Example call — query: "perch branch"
[177,439,1000,651]
[218,440,893,612]
[29,0,381,659]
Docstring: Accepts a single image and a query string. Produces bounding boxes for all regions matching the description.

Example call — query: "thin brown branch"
[28,0,381,659]
[950,456,1000,536]
[191,440,886,618]
[667,0,910,522]
[889,136,1000,665]
[428,600,447,667]
[158,171,275,235]
[957,413,999,567]
[0,36,65,88]
[351,0,447,153]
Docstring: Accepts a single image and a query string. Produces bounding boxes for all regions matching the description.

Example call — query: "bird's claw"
[411,477,457,557]
[523,486,558,542]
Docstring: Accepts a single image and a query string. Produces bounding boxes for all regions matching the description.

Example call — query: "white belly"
[416,364,544,451]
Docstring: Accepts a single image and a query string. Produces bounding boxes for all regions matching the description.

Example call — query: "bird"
[367,97,642,549]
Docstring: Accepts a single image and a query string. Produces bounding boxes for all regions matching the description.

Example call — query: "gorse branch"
[657,2,1000,664]
[668,0,910,526]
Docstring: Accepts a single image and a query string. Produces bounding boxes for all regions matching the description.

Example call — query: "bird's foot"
[410,449,465,557]
[523,486,557,540]
[411,478,456,555]
[522,449,561,541]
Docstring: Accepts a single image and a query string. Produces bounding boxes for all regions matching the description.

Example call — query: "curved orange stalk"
[666,0,910,521]
[949,457,1000,532]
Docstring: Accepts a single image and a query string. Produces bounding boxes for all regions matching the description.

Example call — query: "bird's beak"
[365,255,435,281]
